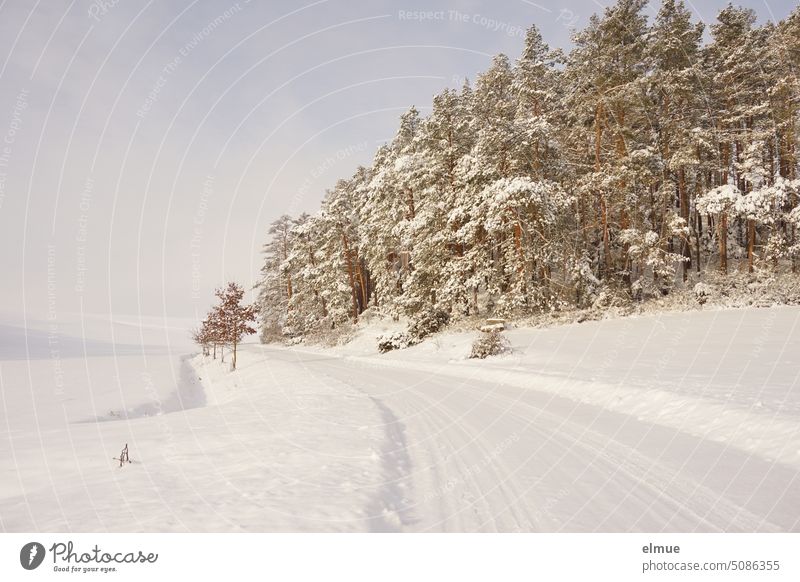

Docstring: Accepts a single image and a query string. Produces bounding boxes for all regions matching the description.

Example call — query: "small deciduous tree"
[190,325,210,356]
[214,282,257,371]
[193,282,257,370]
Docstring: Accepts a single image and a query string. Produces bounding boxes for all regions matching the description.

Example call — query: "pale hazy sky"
[0,0,795,325]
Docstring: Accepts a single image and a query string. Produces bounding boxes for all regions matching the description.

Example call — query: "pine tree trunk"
[282,230,293,301]
[594,102,611,278]
[719,213,728,274]
[513,221,525,275]
[616,107,630,290]
[790,122,798,273]
[305,236,328,317]
[679,167,691,281]
[694,208,702,274]
[406,188,415,219]
[342,233,359,323]
[356,259,368,311]
[600,195,611,278]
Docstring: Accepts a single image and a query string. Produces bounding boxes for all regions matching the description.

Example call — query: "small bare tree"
[113,443,132,467]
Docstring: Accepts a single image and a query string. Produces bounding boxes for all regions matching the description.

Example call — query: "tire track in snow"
[401,381,539,532]
[340,356,781,531]
[363,395,417,532]
[259,346,787,532]
[445,380,782,532]
[306,359,501,531]
[275,357,418,532]
[312,358,541,531]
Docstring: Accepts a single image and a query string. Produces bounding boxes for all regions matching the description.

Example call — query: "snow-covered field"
[1,307,799,532]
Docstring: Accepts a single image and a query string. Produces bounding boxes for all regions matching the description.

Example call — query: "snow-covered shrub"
[259,323,284,344]
[307,320,356,347]
[357,306,380,324]
[693,282,714,305]
[591,289,627,310]
[377,332,417,353]
[408,307,450,341]
[569,253,600,307]
[619,222,687,297]
[762,232,788,268]
[469,330,511,359]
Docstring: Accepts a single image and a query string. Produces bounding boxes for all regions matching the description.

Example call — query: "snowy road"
[2,308,799,532]
[255,346,799,532]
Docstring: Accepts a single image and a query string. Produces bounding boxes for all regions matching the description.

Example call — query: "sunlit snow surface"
[1,308,798,531]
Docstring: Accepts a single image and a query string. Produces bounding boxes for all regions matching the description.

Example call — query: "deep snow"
[1,308,799,532]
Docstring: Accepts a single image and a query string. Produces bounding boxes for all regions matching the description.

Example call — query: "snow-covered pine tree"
[467,54,520,312]
[431,82,486,316]
[512,25,563,181]
[248,2,800,344]
[255,215,296,340]
[696,184,741,273]
[358,109,422,317]
[401,88,472,317]
[359,145,403,316]
[704,6,774,273]
[281,213,332,336]
[647,0,705,280]
[770,7,800,270]
[482,177,573,314]
[313,177,366,328]
[564,0,652,290]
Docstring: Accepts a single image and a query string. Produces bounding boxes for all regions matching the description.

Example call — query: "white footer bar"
[1,533,797,581]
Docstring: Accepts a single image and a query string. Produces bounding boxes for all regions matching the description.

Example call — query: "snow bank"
[0,331,385,531]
